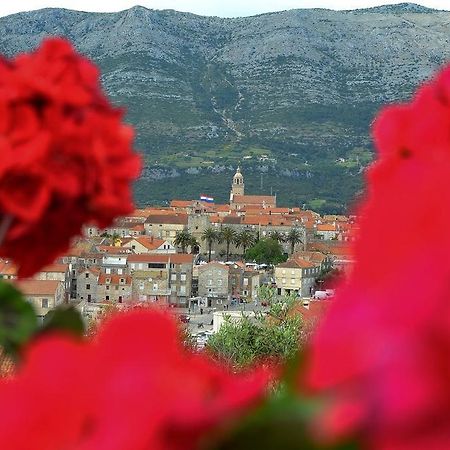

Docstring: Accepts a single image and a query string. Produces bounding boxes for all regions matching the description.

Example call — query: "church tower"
[230,166,244,202]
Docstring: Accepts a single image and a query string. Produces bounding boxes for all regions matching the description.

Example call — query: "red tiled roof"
[15,280,62,296]
[317,224,337,232]
[233,195,276,205]
[145,214,188,225]
[40,263,68,273]
[198,262,230,271]
[170,200,194,208]
[277,258,316,269]
[96,246,132,255]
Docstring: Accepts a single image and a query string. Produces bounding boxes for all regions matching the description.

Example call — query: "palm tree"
[286,227,303,254]
[188,236,200,254]
[236,230,256,258]
[269,230,285,243]
[201,227,218,262]
[173,230,192,253]
[219,226,237,261]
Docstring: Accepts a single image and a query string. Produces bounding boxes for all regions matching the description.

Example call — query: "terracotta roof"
[128,254,194,264]
[292,251,327,264]
[129,209,153,218]
[170,200,193,208]
[98,274,132,285]
[277,258,316,269]
[222,215,242,225]
[134,237,167,250]
[145,214,188,225]
[242,215,293,226]
[96,246,132,255]
[233,195,276,205]
[317,224,337,232]
[214,204,231,212]
[209,215,222,224]
[15,280,62,296]
[198,262,230,271]
[40,263,68,273]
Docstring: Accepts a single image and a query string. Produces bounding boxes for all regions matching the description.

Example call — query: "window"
[106,268,111,274]
[106,286,110,290]
[208,279,212,286]
[291,278,295,285]
[282,278,286,284]
[85,273,89,278]
[218,279,223,286]
[243,290,248,296]
[86,284,91,290]
[106,296,110,301]
[243,278,248,286]
[180,273,186,282]
[41,298,49,308]
[179,286,186,295]
[153,283,158,291]
[120,278,124,284]
[87,294,91,302]
[171,273,177,281]
[106,278,111,284]
[118,296,123,303]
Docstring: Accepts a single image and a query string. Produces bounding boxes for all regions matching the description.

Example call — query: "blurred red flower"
[0,309,271,450]
[305,65,450,448]
[0,38,141,277]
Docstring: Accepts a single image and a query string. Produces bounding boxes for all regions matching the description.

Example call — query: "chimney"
[302,299,310,310]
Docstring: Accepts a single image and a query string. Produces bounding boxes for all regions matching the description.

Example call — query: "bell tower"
[230,166,244,202]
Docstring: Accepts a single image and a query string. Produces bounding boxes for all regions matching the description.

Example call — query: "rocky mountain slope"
[0,3,449,212]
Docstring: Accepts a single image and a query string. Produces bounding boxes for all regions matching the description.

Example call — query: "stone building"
[229,167,276,210]
[97,274,132,303]
[128,254,193,306]
[15,280,65,323]
[197,262,230,307]
[76,267,100,303]
[274,258,320,298]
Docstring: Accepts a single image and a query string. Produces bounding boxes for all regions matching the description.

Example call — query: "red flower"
[0,309,271,450]
[305,65,450,448]
[0,38,141,277]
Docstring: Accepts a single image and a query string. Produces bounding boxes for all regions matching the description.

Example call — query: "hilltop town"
[0,168,356,335]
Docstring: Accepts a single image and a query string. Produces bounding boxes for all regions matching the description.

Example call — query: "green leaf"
[0,280,38,357]
[41,306,85,337]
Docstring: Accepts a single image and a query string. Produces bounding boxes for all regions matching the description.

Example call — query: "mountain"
[1,3,450,213]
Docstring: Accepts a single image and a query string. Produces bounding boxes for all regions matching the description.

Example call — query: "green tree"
[173,230,192,253]
[286,227,303,254]
[219,226,237,261]
[206,290,303,369]
[235,230,256,257]
[269,230,285,244]
[201,227,219,262]
[245,238,287,265]
[188,236,200,254]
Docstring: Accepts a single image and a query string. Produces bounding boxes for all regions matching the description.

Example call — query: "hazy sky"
[1,0,449,18]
